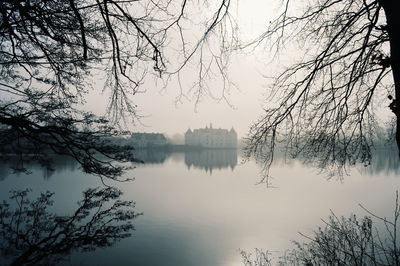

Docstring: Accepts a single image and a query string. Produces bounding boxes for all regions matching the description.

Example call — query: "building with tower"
[184,124,237,148]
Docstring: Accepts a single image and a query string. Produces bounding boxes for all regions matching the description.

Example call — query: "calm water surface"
[0,149,399,265]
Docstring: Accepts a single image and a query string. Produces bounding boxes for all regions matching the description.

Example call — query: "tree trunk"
[380,0,400,156]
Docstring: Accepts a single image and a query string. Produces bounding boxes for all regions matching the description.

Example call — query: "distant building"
[130,133,168,148]
[184,124,237,148]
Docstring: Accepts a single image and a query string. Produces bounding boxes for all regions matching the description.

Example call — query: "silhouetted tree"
[0,187,141,266]
[245,0,400,178]
[241,249,272,266]
[242,192,400,265]
[0,0,235,180]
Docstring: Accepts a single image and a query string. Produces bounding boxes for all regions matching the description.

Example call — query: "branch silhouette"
[0,187,142,266]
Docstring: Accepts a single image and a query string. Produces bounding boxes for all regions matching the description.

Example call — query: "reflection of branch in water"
[253,145,400,186]
[0,187,142,265]
[0,155,79,181]
[361,147,400,176]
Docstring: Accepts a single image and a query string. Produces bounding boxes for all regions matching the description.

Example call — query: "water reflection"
[1,149,240,180]
[0,187,141,266]
[130,147,400,176]
[0,147,400,266]
[0,155,78,181]
[2,146,400,179]
[185,149,237,173]
[132,148,238,174]
[361,147,400,175]
[132,149,170,164]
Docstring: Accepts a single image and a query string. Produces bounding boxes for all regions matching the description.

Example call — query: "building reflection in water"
[0,187,141,266]
[132,148,238,174]
[132,149,169,164]
[3,146,399,178]
[184,149,237,174]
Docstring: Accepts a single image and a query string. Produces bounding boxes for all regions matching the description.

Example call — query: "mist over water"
[0,148,399,266]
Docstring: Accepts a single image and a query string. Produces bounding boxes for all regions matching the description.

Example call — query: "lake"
[0,148,399,265]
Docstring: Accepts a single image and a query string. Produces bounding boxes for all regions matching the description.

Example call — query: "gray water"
[1,148,399,265]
